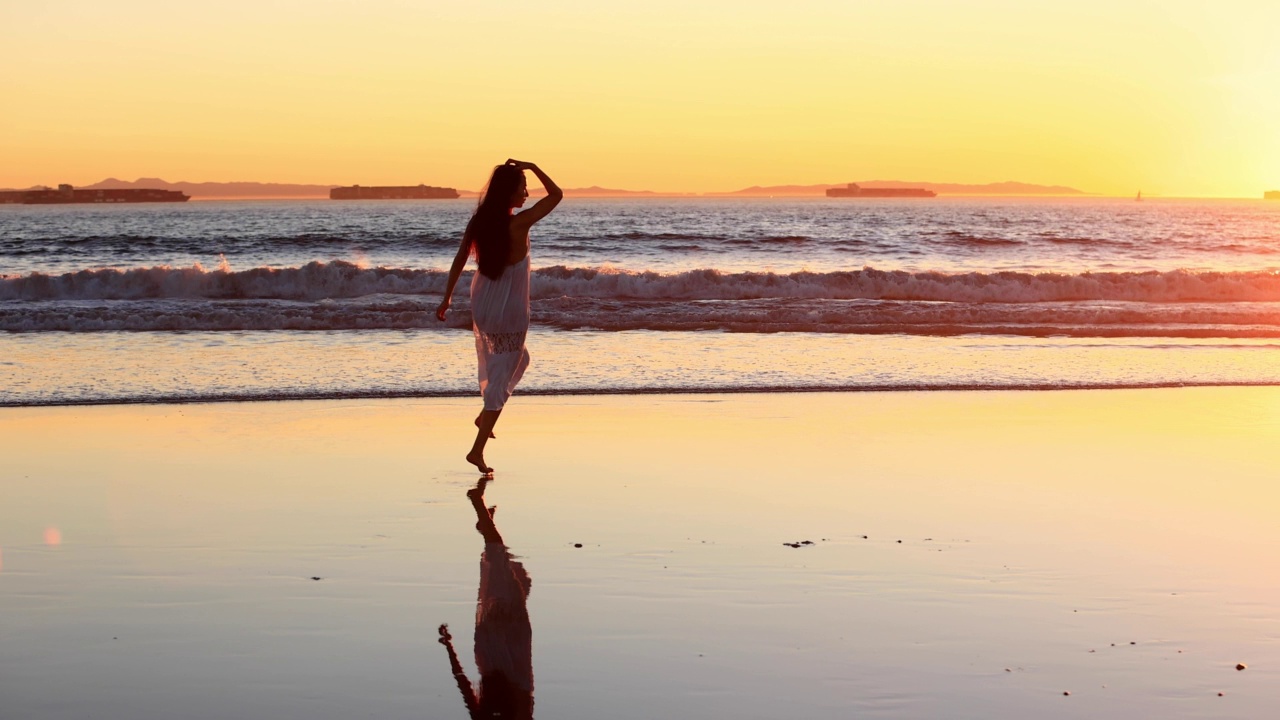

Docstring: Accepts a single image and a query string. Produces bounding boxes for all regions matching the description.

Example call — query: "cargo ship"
[826,183,936,198]
[1266,190,1280,200]
[330,184,459,200]
[0,184,189,204]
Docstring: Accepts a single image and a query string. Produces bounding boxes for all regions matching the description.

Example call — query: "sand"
[1,388,1277,719]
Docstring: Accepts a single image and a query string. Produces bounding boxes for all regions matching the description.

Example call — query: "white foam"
[3,296,1280,337]
[529,266,1280,303]
[0,261,443,301]
[7,262,1280,303]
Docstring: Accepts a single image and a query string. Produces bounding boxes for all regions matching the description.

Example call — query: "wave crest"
[6,262,1280,304]
[530,265,1280,303]
[0,261,442,301]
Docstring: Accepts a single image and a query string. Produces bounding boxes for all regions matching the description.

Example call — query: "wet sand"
[1,389,1277,719]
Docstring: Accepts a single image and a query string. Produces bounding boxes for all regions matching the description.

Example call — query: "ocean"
[3,197,1279,406]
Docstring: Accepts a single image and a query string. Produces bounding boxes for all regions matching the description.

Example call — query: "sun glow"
[1,1,1277,196]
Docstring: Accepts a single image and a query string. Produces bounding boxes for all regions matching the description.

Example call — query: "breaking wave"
[4,296,1280,336]
[7,261,1280,303]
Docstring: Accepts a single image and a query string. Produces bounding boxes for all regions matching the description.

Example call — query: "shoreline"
[7,379,1280,409]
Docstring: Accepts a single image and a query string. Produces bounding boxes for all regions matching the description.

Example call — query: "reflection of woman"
[438,479,534,719]
[436,160,563,474]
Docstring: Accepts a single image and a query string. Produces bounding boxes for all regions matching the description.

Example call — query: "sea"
[3,197,1279,406]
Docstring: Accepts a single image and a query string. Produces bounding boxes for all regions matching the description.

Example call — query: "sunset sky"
[2,0,1277,196]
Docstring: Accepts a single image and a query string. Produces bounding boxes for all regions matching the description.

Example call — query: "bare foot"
[466,451,493,475]
[475,414,495,438]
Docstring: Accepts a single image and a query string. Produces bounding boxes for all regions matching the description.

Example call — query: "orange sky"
[1,1,1277,196]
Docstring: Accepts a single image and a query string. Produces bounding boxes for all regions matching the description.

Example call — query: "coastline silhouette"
[437,160,563,473]
[438,478,534,719]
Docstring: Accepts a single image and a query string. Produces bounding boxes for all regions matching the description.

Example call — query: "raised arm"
[438,624,479,716]
[510,160,562,227]
[436,228,474,321]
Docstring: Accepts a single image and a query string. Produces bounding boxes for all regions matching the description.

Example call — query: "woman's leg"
[475,413,496,438]
[467,478,504,544]
[466,409,501,473]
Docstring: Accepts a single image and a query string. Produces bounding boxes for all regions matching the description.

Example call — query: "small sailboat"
[1136,190,1143,202]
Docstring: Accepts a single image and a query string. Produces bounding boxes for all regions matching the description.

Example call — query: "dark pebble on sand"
[896,540,902,544]
[310,576,322,581]
[1218,692,1225,696]
[1063,691,1070,696]
[1236,663,1247,671]
[574,543,583,548]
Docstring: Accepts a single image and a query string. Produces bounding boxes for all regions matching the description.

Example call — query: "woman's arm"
[510,160,562,226]
[438,624,479,715]
[436,230,473,321]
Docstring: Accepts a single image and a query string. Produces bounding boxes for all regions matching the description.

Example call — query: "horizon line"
[5,176,1278,200]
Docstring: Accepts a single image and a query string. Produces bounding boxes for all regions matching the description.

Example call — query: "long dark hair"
[468,163,525,280]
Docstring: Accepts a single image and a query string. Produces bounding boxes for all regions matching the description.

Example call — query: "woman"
[437,477,534,719]
[437,160,562,473]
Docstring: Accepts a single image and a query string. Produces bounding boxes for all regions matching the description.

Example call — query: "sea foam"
[6,261,1280,303]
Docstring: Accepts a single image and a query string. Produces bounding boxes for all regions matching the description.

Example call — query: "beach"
[8,0,1280,716]
[2,388,1276,719]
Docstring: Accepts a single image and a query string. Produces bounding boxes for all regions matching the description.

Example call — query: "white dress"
[474,542,533,697]
[470,255,531,412]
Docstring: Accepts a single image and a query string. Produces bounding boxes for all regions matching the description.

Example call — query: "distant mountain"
[719,181,1087,197]
[78,180,671,199]
[530,186,696,198]
[564,186,660,197]
[81,178,338,198]
[5,177,1086,199]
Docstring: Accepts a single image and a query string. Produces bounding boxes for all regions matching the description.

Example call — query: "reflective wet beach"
[2,390,1278,718]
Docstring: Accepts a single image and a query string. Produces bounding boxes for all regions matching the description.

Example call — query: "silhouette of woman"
[437,160,562,474]
[438,478,534,719]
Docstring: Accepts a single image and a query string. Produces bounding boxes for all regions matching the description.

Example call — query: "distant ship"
[330,184,459,200]
[826,183,936,198]
[0,183,189,204]
[1266,190,1280,200]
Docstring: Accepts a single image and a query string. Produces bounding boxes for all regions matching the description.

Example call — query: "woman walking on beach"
[437,160,562,473]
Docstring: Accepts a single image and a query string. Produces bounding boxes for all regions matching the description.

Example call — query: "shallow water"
[6,330,1280,406]
[2,391,1277,719]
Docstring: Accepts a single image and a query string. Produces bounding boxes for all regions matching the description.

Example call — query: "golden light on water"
[44,527,62,547]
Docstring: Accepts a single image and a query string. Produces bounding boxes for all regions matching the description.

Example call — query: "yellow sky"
[1,0,1277,196]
